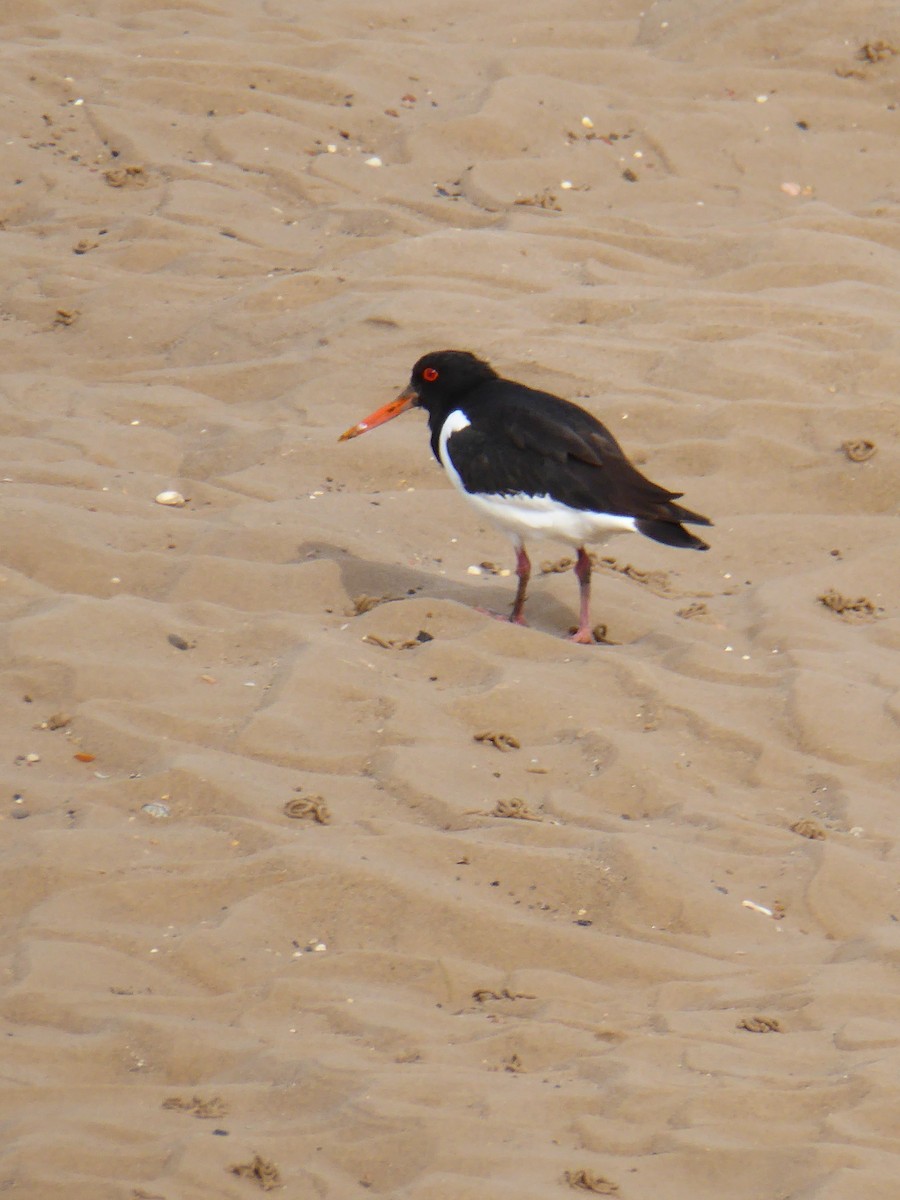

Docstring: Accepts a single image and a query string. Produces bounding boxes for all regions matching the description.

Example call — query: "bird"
[339,349,711,643]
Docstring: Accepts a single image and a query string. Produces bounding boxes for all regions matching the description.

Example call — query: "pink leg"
[509,544,530,626]
[568,547,595,644]
[476,544,530,626]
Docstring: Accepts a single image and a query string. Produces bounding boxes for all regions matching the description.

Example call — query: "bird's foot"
[567,625,597,645]
[475,606,528,627]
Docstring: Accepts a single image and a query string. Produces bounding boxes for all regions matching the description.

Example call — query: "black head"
[338,349,499,444]
[408,350,498,411]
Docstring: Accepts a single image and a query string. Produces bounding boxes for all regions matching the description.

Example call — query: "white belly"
[459,489,637,547]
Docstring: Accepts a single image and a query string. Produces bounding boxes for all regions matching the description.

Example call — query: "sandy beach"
[1,1,898,1197]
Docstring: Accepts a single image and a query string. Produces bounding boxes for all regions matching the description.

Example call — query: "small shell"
[141,801,170,819]
[155,491,185,507]
[365,156,383,167]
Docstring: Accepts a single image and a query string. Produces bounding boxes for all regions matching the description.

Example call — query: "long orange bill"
[338,386,418,441]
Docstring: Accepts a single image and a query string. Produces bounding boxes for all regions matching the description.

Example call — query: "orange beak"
[338,386,419,441]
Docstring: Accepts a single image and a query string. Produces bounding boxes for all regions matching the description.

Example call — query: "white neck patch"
[437,409,472,479]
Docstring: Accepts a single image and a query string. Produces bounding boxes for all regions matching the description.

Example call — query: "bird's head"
[338,350,497,440]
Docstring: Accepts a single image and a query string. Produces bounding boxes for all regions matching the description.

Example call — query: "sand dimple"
[1,2,898,1198]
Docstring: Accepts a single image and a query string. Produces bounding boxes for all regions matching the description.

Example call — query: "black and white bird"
[339,350,711,643]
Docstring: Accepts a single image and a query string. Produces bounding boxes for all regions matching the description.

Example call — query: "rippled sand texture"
[1,1,898,1197]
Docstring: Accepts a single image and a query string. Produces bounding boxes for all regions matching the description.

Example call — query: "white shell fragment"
[141,802,170,818]
[155,491,186,507]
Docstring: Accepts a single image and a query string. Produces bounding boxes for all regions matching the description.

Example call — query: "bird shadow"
[296,539,582,634]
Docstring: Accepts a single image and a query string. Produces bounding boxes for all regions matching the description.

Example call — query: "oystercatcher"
[339,350,711,643]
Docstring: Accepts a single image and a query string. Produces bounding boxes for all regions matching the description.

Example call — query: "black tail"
[636,518,710,551]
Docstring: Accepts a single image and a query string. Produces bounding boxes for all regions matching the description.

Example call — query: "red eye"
[423,366,439,382]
